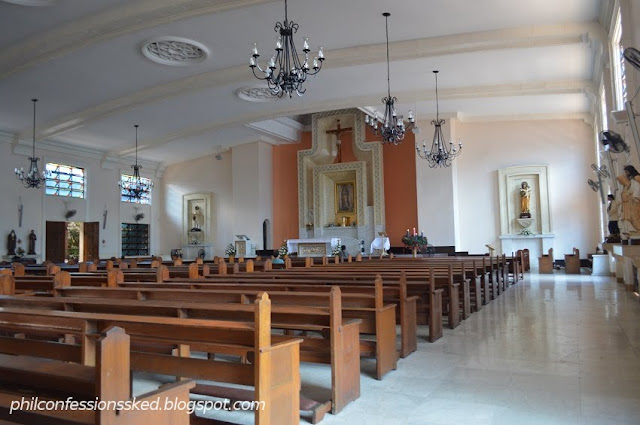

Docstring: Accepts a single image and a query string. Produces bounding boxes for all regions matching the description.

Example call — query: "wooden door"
[45,221,66,263]
[83,222,100,262]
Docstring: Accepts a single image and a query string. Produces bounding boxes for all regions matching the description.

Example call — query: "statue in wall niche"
[191,205,203,231]
[28,230,37,255]
[617,165,640,236]
[519,182,532,218]
[7,230,16,256]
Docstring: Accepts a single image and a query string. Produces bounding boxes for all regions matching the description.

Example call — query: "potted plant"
[225,244,236,261]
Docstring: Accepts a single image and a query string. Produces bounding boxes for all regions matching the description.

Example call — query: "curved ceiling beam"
[24,22,605,142]
[113,78,596,157]
[0,0,279,79]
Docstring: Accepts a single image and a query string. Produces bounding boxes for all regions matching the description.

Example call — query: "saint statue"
[7,230,16,256]
[28,230,37,255]
[617,165,640,236]
[191,205,203,231]
[519,182,531,218]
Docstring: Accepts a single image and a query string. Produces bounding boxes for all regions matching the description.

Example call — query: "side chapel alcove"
[498,165,554,268]
[297,109,385,253]
[181,192,214,260]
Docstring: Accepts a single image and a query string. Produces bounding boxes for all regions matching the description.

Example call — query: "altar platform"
[287,238,340,257]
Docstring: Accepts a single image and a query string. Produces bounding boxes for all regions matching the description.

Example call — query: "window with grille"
[45,163,85,198]
[120,174,152,205]
[611,9,627,110]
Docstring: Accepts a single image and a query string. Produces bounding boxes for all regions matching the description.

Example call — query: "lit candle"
[421,231,424,237]
[406,229,410,237]
[413,228,416,236]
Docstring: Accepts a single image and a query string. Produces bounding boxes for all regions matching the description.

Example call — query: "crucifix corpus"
[325,119,353,164]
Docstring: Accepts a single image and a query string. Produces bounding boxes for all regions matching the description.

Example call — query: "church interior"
[0,1,640,424]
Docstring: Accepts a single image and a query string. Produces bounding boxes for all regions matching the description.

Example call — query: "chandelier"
[365,12,415,145]
[249,0,324,98]
[119,125,154,199]
[416,71,462,167]
[15,99,48,189]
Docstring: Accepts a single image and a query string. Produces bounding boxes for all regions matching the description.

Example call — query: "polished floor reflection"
[318,273,640,425]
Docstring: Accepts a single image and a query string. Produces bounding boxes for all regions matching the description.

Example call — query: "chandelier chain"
[385,14,391,98]
[416,71,463,168]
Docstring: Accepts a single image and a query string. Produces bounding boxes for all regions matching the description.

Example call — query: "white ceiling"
[0,0,608,168]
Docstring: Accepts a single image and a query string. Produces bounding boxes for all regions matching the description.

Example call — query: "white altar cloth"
[370,237,390,253]
[287,238,340,256]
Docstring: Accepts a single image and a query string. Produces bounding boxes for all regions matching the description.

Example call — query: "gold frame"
[335,180,356,214]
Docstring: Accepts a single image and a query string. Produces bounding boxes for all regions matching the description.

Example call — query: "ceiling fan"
[588,163,608,204]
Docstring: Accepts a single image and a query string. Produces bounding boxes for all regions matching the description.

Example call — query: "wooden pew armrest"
[259,338,303,353]
[406,295,420,302]
[137,379,196,401]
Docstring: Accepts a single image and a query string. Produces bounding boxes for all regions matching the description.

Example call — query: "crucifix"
[325,119,353,164]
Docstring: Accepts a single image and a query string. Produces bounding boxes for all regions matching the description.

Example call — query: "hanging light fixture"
[15,99,48,189]
[249,0,325,98]
[119,125,154,199]
[365,12,415,145]
[416,71,462,167]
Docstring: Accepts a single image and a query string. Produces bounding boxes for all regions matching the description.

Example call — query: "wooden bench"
[565,248,580,274]
[0,325,194,425]
[0,286,360,418]
[157,271,438,346]
[0,292,301,425]
[539,248,554,273]
[55,278,398,381]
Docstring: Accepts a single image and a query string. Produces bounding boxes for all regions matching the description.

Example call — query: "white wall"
[159,142,274,257]
[160,150,233,258]
[231,141,273,251]
[453,119,600,257]
[0,134,159,261]
[415,117,458,247]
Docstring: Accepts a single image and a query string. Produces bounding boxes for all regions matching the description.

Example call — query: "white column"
[231,142,273,250]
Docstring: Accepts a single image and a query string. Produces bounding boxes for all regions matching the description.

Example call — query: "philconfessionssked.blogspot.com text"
[10,396,266,415]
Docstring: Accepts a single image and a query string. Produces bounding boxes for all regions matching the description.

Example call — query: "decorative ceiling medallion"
[141,36,208,66]
[1,0,57,5]
[236,86,279,103]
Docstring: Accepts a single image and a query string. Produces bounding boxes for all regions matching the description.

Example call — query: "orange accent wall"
[338,131,358,163]
[272,132,312,248]
[273,128,418,249]
[366,127,419,246]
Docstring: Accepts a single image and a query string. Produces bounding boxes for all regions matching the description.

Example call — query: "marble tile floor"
[133,273,640,425]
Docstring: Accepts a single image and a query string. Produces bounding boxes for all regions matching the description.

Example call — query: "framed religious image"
[335,181,356,214]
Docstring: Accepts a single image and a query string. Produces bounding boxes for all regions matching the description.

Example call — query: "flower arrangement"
[402,235,428,250]
[331,245,342,257]
[225,243,236,257]
[278,241,288,257]
[519,228,534,236]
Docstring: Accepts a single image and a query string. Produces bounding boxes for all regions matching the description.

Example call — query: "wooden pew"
[565,248,580,274]
[56,281,398,381]
[156,271,436,347]
[539,248,554,273]
[0,325,194,425]
[0,296,301,425]
[0,288,360,418]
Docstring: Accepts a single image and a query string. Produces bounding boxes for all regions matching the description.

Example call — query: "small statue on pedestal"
[519,181,532,218]
[28,230,37,255]
[7,230,16,256]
